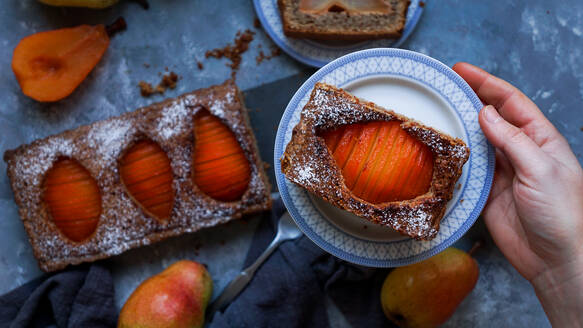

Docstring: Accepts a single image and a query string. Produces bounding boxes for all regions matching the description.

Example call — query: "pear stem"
[106,17,127,37]
[468,241,482,256]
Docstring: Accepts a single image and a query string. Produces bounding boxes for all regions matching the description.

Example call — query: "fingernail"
[483,105,501,123]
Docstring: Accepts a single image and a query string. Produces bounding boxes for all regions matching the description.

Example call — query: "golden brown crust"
[278,0,409,41]
[280,83,469,240]
[4,80,271,272]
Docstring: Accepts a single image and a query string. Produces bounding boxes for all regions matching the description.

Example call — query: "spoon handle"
[206,213,291,319]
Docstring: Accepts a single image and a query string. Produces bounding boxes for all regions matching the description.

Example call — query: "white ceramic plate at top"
[274,49,495,267]
[253,0,425,67]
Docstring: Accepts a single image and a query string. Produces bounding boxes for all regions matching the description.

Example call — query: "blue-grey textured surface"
[0,0,582,327]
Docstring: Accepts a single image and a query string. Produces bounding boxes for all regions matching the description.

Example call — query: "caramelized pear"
[43,158,101,242]
[321,120,434,204]
[12,24,110,102]
[120,139,174,221]
[192,109,251,201]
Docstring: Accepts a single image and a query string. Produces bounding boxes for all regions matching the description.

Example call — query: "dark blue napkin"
[0,264,117,328]
[210,197,396,328]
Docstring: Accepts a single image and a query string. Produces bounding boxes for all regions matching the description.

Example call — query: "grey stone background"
[1,0,582,326]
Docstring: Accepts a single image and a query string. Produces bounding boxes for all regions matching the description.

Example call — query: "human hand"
[453,62,583,326]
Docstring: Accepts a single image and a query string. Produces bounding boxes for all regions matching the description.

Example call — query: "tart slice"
[280,83,469,240]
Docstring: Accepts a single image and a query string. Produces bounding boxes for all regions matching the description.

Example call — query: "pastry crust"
[4,80,271,272]
[278,0,409,41]
[280,83,469,240]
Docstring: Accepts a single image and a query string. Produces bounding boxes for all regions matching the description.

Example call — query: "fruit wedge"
[321,120,434,203]
[43,158,102,242]
[192,109,251,202]
[12,24,110,102]
[120,139,174,221]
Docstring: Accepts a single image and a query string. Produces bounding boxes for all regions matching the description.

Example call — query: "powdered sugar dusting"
[16,138,74,187]
[158,99,189,140]
[87,119,133,164]
[209,89,235,119]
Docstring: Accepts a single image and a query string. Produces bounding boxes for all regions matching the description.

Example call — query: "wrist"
[531,256,583,326]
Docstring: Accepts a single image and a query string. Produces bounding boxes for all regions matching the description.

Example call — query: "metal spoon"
[206,211,302,318]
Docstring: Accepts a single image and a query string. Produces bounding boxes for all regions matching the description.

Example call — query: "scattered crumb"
[254,18,261,29]
[460,199,465,204]
[161,71,178,89]
[194,243,202,251]
[220,240,225,246]
[456,183,461,190]
[419,1,425,7]
[205,29,255,78]
[197,61,204,70]
[263,162,271,170]
[580,126,583,131]
[363,225,368,230]
[256,47,281,64]
[143,63,150,68]
[164,66,169,72]
[138,71,179,97]
[138,81,156,97]
[546,10,550,14]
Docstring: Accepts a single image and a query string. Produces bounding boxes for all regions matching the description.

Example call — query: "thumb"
[479,105,550,177]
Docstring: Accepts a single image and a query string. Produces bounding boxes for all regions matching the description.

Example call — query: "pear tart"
[281,83,469,240]
[4,80,271,272]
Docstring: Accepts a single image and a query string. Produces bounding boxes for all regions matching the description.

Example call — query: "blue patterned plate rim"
[253,0,425,67]
[274,48,495,267]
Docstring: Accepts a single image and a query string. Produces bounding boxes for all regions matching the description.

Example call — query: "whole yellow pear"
[118,260,212,328]
[380,247,479,328]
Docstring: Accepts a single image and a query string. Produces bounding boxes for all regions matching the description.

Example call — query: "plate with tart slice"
[253,0,425,67]
[274,48,495,267]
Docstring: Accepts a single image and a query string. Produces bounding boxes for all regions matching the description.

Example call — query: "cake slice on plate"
[278,0,409,40]
[280,83,469,240]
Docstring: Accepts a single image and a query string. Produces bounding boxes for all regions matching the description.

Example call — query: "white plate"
[253,0,425,67]
[274,49,495,267]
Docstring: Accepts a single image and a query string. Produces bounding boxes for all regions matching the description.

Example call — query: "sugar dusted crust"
[4,80,271,272]
[280,83,469,240]
[278,0,409,41]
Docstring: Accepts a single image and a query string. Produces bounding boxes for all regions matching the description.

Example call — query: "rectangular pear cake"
[4,80,271,272]
[280,83,469,240]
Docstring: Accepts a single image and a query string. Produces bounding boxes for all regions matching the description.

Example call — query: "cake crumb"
[419,1,425,7]
[197,61,204,70]
[363,225,368,229]
[205,29,255,78]
[143,63,150,68]
[138,71,179,97]
[220,240,225,246]
[460,199,465,204]
[138,81,156,97]
[256,47,281,64]
[580,126,583,131]
[456,183,461,190]
[254,18,261,28]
